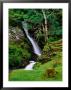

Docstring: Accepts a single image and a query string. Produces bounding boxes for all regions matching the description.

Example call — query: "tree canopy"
[9,9,62,38]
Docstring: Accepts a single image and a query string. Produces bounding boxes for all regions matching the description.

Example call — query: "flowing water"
[22,21,41,56]
[22,21,41,70]
[24,61,36,70]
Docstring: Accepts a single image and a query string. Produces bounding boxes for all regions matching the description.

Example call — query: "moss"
[37,43,53,63]
[33,62,42,69]
[43,68,56,78]
[37,39,62,64]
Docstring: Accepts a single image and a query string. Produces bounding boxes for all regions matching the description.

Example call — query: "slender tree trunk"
[42,9,48,42]
[42,23,46,37]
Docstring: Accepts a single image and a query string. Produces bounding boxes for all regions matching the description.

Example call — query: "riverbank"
[9,39,62,81]
[9,54,62,81]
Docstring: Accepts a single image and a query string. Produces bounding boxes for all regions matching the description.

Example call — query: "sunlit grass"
[9,40,62,81]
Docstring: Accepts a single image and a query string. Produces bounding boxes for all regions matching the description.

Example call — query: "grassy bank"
[9,39,62,81]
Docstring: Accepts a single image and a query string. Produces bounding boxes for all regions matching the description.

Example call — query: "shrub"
[37,44,53,63]
[33,62,42,69]
[9,43,31,69]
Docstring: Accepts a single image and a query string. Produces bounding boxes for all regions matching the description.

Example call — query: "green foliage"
[33,62,42,69]
[9,9,62,81]
[9,42,31,68]
[37,44,53,63]
[37,39,62,64]
[9,49,62,81]
[9,44,22,67]
[9,9,62,37]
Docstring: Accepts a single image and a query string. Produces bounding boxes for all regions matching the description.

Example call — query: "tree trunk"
[42,23,46,38]
[42,9,48,42]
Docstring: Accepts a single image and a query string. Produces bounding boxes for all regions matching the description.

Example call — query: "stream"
[24,61,36,70]
[22,21,41,70]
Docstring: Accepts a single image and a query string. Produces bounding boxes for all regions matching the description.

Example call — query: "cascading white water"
[24,61,36,70]
[22,21,41,56]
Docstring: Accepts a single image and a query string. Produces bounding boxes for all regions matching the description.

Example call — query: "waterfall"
[22,21,41,56]
[24,61,36,70]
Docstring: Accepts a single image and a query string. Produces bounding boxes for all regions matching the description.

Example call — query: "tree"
[42,9,48,42]
[9,9,62,43]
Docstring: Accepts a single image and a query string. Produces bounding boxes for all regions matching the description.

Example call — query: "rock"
[44,68,56,78]
[37,39,62,64]
[9,26,24,42]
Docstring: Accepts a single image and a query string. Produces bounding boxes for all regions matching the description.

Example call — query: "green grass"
[9,62,62,81]
[9,40,62,81]
[9,69,44,81]
[9,53,62,81]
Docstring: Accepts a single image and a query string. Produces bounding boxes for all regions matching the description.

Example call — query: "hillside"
[9,39,62,81]
[9,9,62,81]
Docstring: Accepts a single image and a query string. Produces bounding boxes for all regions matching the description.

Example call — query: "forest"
[9,9,62,81]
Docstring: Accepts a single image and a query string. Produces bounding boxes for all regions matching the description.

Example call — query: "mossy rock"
[33,62,42,69]
[37,44,53,63]
[37,40,62,64]
[42,68,56,80]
